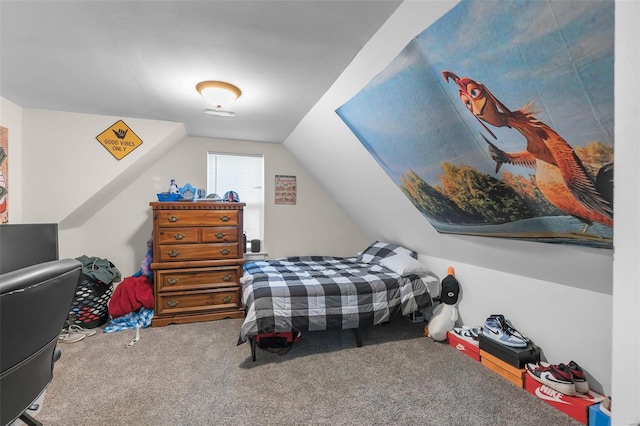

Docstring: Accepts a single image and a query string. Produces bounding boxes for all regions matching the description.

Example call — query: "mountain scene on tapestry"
[336,0,614,249]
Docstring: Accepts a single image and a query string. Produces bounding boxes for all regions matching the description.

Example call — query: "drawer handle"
[167,300,179,308]
[220,248,231,256]
[215,232,226,239]
[174,233,186,240]
[220,215,231,222]
[221,296,232,304]
[168,250,180,257]
[222,274,232,282]
[167,215,180,222]
[167,278,179,285]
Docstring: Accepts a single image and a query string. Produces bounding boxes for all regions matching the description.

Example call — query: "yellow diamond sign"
[96,120,143,160]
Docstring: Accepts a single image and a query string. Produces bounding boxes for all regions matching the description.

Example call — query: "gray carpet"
[36,319,581,425]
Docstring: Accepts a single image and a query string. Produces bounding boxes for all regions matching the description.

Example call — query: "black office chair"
[0,259,81,426]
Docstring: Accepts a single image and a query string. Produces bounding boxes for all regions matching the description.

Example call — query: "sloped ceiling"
[1,0,614,293]
[0,1,401,143]
[283,0,614,293]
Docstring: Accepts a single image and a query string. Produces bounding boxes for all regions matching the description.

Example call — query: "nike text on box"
[447,330,480,361]
[525,374,604,424]
[480,350,526,388]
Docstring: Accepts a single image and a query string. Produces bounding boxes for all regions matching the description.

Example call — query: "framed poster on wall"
[0,126,8,224]
[275,175,296,205]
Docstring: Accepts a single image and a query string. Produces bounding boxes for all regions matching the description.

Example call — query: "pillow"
[380,253,430,276]
[356,241,417,264]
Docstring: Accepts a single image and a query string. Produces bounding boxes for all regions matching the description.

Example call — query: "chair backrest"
[0,259,81,426]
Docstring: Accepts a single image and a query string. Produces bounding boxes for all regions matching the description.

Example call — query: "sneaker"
[452,326,480,344]
[526,362,576,396]
[67,324,97,337]
[482,315,529,348]
[567,360,590,394]
[58,329,86,343]
[58,325,96,343]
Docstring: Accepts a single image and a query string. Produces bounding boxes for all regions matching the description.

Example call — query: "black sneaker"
[526,362,576,396]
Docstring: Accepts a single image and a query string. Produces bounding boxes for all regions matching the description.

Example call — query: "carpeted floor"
[35,318,581,425]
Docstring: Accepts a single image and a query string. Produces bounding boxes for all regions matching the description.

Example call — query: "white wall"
[20,109,186,227]
[284,2,640,421]
[611,1,640,424]
[124,135,370,268]
[11,107,368,276]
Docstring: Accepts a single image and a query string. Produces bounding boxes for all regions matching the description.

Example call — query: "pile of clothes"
[104,237,155,334]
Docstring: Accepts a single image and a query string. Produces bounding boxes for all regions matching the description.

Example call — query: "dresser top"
[150,201,245,210]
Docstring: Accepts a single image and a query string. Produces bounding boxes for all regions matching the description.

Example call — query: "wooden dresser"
[149,201,246,327]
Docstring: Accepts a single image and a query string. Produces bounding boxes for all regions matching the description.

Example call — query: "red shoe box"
[447,330,480,361]
[524,374,604,424]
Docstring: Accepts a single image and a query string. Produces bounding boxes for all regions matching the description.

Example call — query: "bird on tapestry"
[442,71,613,233]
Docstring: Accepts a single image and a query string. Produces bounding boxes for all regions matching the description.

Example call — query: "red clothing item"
[108,276,154,318]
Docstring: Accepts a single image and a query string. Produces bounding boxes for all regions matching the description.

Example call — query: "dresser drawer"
[156,210,239,227]
[156,288,240,315]
[156,267,240,292]
[157,226,239,244]
[157,228,200,244]
[157,243,239,262]
[201,226,239,242]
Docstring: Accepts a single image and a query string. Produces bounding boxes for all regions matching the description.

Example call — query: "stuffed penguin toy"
[426,266,460,341]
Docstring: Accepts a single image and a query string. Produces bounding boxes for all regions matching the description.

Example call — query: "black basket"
[68,274,113,329]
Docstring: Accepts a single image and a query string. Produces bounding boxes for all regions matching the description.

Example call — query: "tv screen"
[0,223,59,274]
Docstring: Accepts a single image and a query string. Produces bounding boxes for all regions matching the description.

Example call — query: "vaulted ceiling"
[0,1,401,143]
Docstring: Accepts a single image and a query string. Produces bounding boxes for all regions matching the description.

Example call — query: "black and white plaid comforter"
[237,256,433,343]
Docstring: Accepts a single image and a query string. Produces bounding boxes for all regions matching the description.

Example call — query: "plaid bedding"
[237,256,433,344]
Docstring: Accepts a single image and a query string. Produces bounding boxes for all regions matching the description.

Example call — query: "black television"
[0,223,59,274]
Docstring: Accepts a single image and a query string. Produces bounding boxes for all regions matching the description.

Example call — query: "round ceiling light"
[196,81,242,109]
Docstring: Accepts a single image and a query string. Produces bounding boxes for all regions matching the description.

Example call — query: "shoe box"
[588,403,611,426]
[477,333,540,368]
[447,330,480,361]
[524,374,604,424]
[480,350,526,388]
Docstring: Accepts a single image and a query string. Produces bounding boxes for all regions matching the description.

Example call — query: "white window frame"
[206,152,264,250]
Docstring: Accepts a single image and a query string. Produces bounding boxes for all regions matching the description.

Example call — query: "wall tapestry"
[336,0,614,249]
[0,126,8,224]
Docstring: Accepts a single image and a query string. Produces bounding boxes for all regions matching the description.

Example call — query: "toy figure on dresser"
[224,191,239,202]
[179,183,197,201]
[425,266,460,342]
[168,179,179,194]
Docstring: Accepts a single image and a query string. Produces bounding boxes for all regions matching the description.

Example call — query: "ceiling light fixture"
[196,81,241,109]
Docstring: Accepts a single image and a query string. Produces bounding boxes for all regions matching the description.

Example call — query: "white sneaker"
[451,326,480,344]
[58,325,96,343]
[58,328,85,343]
[67,324,97,337]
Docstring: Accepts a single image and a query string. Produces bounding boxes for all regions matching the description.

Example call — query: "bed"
[237,241,440,360]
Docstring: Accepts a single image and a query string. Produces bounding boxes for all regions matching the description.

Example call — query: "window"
[207,153,264,250]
